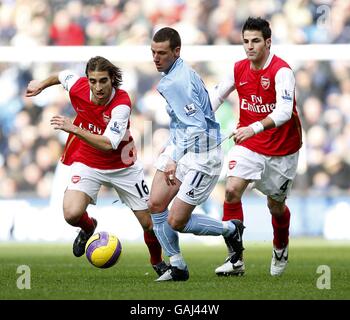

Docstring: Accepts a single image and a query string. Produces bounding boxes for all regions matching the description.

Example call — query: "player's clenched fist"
[25,80,43,97]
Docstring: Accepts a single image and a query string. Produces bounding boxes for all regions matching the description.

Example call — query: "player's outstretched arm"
[25,75,60,97]
[209,73,235,112]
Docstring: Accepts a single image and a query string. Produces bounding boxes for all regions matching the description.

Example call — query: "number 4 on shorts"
[280,180,291,193]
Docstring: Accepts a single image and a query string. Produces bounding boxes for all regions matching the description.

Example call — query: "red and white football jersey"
[234,55,302,156]
[60,77,136,169]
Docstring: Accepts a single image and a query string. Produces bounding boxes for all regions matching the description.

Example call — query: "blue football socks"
[151,209,180,258]
[182,214,236,236]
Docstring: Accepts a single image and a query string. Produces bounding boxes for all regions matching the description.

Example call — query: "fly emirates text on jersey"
[79,122,103,135]
[241,95,276,113]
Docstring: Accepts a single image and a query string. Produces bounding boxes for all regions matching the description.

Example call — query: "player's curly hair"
[242,17,271,40]
[85,56,122,88]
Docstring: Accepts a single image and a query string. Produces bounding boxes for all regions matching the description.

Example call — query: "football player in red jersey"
[26,56,168,276]
[210,17,302,276]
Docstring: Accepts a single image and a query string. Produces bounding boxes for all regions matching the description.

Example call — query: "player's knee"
[63,207,82,225]
[225,186,242,203]
[147,198,166,213]
[167,215,185,231]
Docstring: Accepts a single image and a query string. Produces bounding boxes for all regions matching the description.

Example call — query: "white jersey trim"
[103,104,130,150]
[269,67,295,127]
[58,70,80,91]
[209,68,235,112]
[262,52,274,69]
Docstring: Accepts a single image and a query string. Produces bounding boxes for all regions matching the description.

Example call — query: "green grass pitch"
[0,239,349,300]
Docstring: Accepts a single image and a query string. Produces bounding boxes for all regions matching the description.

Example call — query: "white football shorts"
[66,161,149,210]
[226,145,299,202]
[155,146,223,205]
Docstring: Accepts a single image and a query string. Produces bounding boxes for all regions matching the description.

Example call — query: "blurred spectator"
[49,9,85,45]
[323,153,350,191]
[300,96,323,131]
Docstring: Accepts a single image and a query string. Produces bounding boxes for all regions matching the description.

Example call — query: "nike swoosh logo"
[274,249,288,261]
[239,81,248,86]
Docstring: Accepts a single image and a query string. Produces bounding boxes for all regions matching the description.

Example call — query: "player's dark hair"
[242,17,271,40]
[152,27,181,50]
[85,56,122,88]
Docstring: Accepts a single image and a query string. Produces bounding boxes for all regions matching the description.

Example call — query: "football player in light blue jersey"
[148,27,245,281]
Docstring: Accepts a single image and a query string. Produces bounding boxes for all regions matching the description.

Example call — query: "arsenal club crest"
[229,160,237,170]
[260,76,270,90]
[71,175,81,184]
[102,113,111,124]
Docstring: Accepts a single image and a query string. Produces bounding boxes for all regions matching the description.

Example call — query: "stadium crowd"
[1,0,349,46]
[1,0,350,199]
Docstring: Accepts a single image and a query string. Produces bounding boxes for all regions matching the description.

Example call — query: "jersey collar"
[262,52,274,69]
[162,57,182,76]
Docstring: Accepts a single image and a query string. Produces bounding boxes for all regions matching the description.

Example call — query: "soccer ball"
[85,232,122,268]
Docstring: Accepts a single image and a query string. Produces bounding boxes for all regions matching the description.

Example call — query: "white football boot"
[155,265,189,281]
[270,245,288,276]
[215,256,245,276]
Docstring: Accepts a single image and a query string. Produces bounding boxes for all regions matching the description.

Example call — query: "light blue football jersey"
[157,58,222,163]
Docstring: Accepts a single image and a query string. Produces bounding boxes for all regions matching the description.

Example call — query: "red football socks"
[144,230,162,265]
[74,211,96,233]
[223,201,244,222]
[272,206,290,249]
